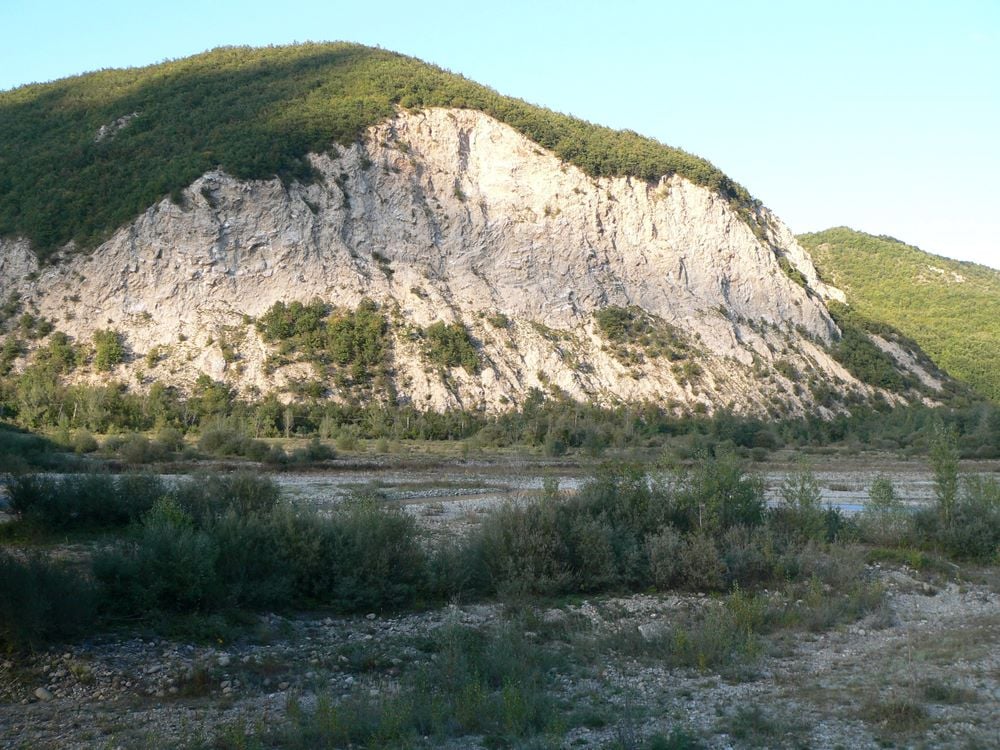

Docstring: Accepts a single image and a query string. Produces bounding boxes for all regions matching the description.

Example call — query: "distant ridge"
[801,227,1000,402]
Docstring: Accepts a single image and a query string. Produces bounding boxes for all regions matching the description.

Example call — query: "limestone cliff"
[0,108,937,415]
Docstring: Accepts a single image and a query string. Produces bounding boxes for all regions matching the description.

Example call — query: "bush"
[647,526,684,590]
[672,450,766,533]
[171,472,280,522]
[718,525,776,588]
[325,494,427,611]
[197,424,269,459]
[935,477,1000,561]
[678,533,725,591]
[95,499,220,614]
[774,465,826,542]
[92,329,125,371]
[209,509,295,609]
[476,497,570,596]
[424,321,480,373]
[859,475,910,546]
[155,426,185,453]
[71,429,98,454]
[289,437,335,464]
[0,423,72,472]
[7,472,163,530]
[96,487,426,617]
[0,551,98,651]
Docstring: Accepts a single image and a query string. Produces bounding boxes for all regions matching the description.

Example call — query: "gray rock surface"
[0,108,935,414]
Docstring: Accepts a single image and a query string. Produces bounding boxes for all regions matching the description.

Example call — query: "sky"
[2,0,998,269]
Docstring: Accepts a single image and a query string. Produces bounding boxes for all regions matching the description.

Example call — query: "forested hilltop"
[801,228,1000,403]
[0,43,757,260]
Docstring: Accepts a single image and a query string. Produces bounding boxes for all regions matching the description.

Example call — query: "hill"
[0,43,758,261]
[800,228,1000,402]
[0,45,954,425]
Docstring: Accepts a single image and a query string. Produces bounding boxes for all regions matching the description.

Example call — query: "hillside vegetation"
[801,228,1000,402]
[0,43,758,260]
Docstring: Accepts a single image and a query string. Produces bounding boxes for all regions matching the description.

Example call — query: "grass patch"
[861,696,930,736]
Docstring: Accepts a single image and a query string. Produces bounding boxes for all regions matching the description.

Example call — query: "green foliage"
[776,255,808,289]
[257,298,388,384]
[0,551,98,652]
[859,475,908,546]
[802,228,1000,402]
[773,464,826,543]
[33,331,79,374]
[257,299,329,350]
[326,299,388,381]
[0,43,760,260]
[929,419,960,526]
[672,450,766,533]
[209,620,557,748]
[95,499,221,614]
[486,312,510,329]
[8,472,164,530]
[424,321,479,373]
[931,476,1000,561]
[171,472,281,522]
[826,302,906,392]
[594,305,691,363]
[93,480,425,618]
[92,328,125,371]
[0,421,73,472]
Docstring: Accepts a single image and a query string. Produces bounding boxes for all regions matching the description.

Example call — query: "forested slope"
[801,228,1000,402]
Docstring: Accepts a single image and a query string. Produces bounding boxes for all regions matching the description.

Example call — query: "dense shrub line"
[2,440,996,653]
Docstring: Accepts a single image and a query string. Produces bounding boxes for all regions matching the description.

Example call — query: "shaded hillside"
[801,228,1000,402]
[0,43,758,260]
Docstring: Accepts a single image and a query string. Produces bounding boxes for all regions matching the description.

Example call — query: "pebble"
[34,687,53,702]
[217,655,231,668]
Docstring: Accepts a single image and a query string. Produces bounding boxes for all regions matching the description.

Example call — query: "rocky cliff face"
[0,108,933,415]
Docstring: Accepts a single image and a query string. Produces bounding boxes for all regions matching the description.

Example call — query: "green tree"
[92,329,125,371]
[929,420,959,526]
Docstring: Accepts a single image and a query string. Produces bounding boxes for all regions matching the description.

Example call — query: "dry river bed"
[1,455,998,748]
[0,564,997,749]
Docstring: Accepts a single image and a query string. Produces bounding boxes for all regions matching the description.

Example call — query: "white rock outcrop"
[0,108,909,415]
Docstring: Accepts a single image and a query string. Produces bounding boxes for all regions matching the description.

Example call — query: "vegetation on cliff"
[0,43,758,261]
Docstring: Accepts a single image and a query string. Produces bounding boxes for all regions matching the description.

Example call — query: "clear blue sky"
[2,0,998,268]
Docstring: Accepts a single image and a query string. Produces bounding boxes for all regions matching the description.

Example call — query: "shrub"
[0,551,98,651]
[7,472,163,530]
[672,450,766,533]
[859,475,910,546]
[289,437,335,464]
[0,423,72,472]
[718,525,776,588]
[71,429,98,454]
[92,329,125,371]
[646,526,684,590]
[197,424,268,459]
[326,494,427,611]
[94,499,221,615]
[678,533,725,591]
[209,509,295,609]
[935,476,1000,561]
[774,464,826,542]
[424,321,480,373]
[155,426,185,453]
[476,497,570,596]
[171,472,280,522]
